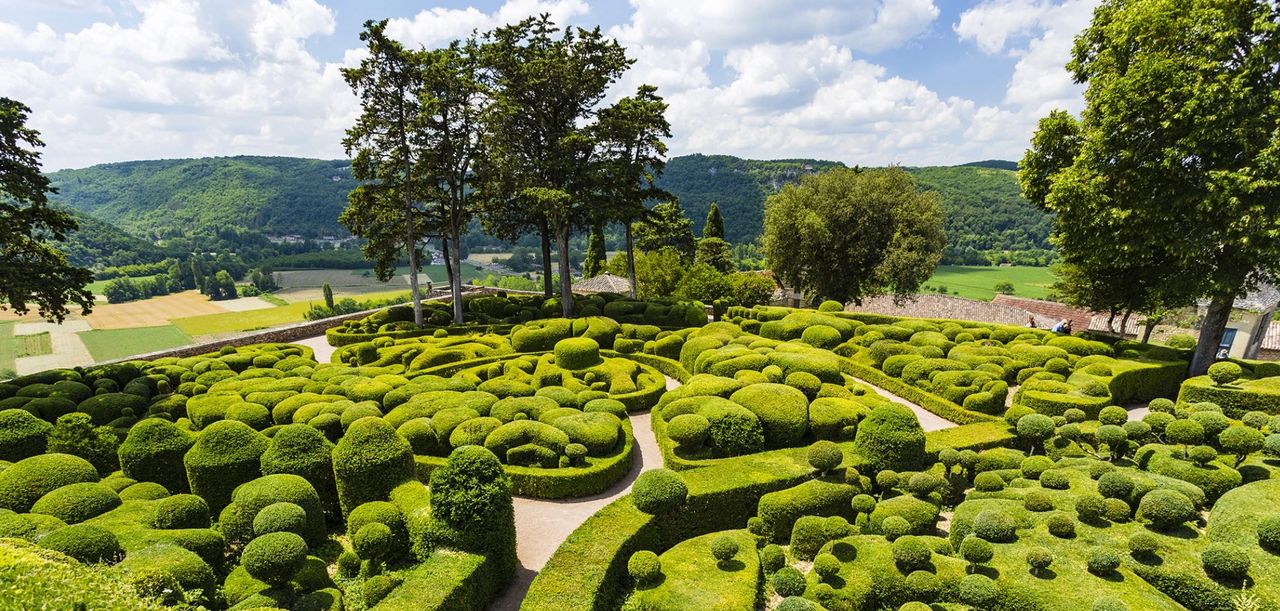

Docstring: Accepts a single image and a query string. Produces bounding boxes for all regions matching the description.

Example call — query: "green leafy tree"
[674,263,731,303]
[632,247,686,300]
[1025,0,1280,374]
[703,202,724,240]
[0,98,93,322]
[418,38,487,324]
[341,20,432,326]
[763,167,945,304]
[695,237,734,274]
[729,272,776,307]
[582,222,606,278]
[478,16,632,316]
[592,85,672,298]
[635,200,696,260]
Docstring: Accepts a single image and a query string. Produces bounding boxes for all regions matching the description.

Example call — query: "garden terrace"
[3,300,1280,610]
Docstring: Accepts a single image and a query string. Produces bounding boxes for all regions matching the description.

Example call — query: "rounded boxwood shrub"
[814,552,841,582]
[332,417,415,517]
[550,411,621,456]
[253,501,308,537]
[150,494,210,529]
[1093,597,1130,611]
[38,523,123,564]
[242,532,307,586]
[119,481,169,501]
[1087,548,1121,575]
[0,408,51,461]
[119,543,215,596]
[853,403,926,473]
[1128,532,1159,557]
[1026,546,1054,573]
[363,574,401,607]
[1098,406,1129,426]
[1020,455,1054,480]
[958,573,999,607]
[1137,489,1196,532]
[907,472,940,498]
[784,371,823,399]
[807,440,843,474]
[1024,490,1054,512]
[760,544,786,573]
[1202,542,1250,579]
[1104,498,1131,522]
[1040,469,1070,490]
[771,566,806,597]
[710,535,739,565]
[903,569,939,601]
[119,418,194,494]
[337,549,361,578]
[1047,512,1075,538]
[555,337,603,370]
[0,453,98,512]
[1207,361,1242,385]
[1097,472,1135,500]
[429,445,512,535]
[974,509,1017,542]
[729,383,810,449]
[632,469,688,514]
[892,535,932,572]
[667,414,710,451]
[1076,493,1107,523]
[974,471,1005,492]
[353,522,393,561]
[30,482,120,524]
[779,597,819,611]
[628,550,661,586]
[183,419,268,514]
[1257,515,1280,553]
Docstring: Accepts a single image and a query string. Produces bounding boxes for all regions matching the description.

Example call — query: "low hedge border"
[839,359,997,425]
[374,550,495,610]
[325,324,519,348]
[1177,375,1280,417]
[412,421,637,499]
[521,446,815,611]
[923,421,1016,455]
[617,352,692,385]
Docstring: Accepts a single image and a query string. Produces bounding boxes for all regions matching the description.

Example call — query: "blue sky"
[0,0,1097,170]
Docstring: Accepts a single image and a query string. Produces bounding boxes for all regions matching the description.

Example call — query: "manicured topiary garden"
[3,293,1280,609]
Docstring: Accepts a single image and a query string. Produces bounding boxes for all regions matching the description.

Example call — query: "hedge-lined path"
[848,375,957,431]
[294,334,336,363]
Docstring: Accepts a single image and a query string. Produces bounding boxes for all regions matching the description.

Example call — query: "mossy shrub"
[771,566,806,597]
[118,542,216,595]
[555,337,603,370]
[973,509,1017,542]
[30,482,120,524]
[1137,488,1196,532]
[0,453,99,512]
[119,418,195,494]
[1258,515,1280,553]
[550,411,622,456]
[242,531,308,586]
[183,420,268,514]
[667,413,710,451]
[118,481,169,501]
[628,551,663,585]
[258,423,337,516]
[892,535,933,572]
[729,383,810,449]
[1046,512,1075,538]
[220,474,327,546]
[1202,542,1250,580]
[332,417,415,517]
[38,523,123,564]
[348,500,409,561]
[150,494,210,529]
[253,501,308,537]
[631,469,687,515]
[1087,548,1121,575]
[0,408,52,462]
[853,402,925,473]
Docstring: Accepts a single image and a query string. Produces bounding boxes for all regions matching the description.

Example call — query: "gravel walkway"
[848,376,958,431]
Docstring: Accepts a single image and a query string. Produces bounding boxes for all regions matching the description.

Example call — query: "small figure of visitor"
[1050,319,1072,334]
[1026,316,1037,329]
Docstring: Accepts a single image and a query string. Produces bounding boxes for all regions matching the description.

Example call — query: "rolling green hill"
[47,156,353,238]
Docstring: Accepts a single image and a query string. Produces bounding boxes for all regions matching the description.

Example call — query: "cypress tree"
[704,202,724,240]
[322,283,334,309]
[583,223,607,278]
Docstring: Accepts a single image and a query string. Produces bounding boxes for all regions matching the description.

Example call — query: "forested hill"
[656,154,1052,259]
[46,156,353,238]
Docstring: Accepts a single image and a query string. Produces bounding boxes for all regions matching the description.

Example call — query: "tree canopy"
[1021,0,1280,373]
[762,167,945,305]
[0,97,93,323]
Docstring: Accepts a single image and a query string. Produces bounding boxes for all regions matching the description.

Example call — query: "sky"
[0,0,1099,171]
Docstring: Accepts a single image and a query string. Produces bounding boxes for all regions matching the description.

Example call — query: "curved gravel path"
[847,376,958,432]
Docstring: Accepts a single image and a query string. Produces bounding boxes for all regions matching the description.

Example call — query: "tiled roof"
[848,294,1058,327]
[992,295,1095,331]
[1234,282,1280,312]
[572,272,632,294]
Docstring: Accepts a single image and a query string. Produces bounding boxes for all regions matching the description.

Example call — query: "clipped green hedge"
[1177,375,1280,417]
[839,359,996,425]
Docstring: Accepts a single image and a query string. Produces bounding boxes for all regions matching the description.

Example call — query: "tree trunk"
[540,221,553,299]
[556,222,574,317]
[1106,310,1116,334]
[1191,294,1234,375]
[406,203,423,327]
[625,222,637,299]
[441,236,454,293]
[1120,311,1131,337]
[450,219,464,325]
[1141,314,1159,344]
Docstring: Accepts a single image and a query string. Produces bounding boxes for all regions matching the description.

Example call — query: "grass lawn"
[923,265,1057,301]
[172,288,416,337]
[78,325,192,362]
[381,263,490,284]
[14,332,52,358]
[0,321,14,377]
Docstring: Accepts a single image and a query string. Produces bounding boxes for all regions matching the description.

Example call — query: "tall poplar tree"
[703,202,724,240]
[0,98,93,323]
[341,20,430,326]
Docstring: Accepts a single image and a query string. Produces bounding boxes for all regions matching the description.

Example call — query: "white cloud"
[385,0,589,49]
[954,0,1048,54]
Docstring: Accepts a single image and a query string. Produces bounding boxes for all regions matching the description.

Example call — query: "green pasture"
[78,325,192,362]
[0,321,14,377]
[172,288,416,337]
[382,263,491,284]
[923,265,1057,301]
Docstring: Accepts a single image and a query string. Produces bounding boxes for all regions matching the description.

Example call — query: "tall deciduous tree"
[635,200,695,261]
[1026,0,1280,374]
[763,167,945,304]
[419,38,487,324]
[478,16,632,316]
[0,98,93,323]
[341,20,430,326]
[703,202,724,240]
[593,84,672,298]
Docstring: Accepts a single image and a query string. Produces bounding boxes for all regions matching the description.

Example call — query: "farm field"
[77,325,192,362]
[924,264,1057,301]
[0,321,14,375]
[171,288,415,337]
